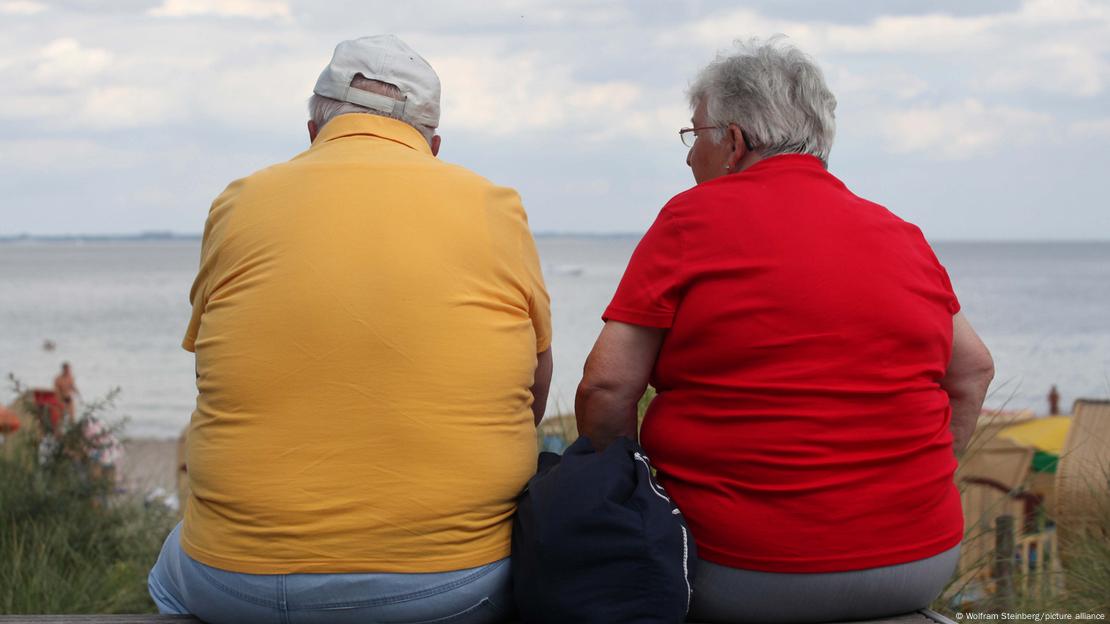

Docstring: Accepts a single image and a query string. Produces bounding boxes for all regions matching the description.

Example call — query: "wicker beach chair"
[1054,398,1110,553]
[955,436,1035,588]
[967,409,1035,459]
[957,435,1034,488]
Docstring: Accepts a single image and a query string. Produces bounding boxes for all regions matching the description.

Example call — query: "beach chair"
[957,435,1034,488]
[952,436,1035,598]
[1054,398,1110,555]
[969,409,1035,455]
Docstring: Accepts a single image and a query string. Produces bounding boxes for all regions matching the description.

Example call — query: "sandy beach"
[117,437,179,500]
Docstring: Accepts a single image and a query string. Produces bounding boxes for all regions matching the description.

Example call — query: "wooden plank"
[831,612,934,624]
[922,609,960,624]
[0,612,200,617]
[0,608,956,624]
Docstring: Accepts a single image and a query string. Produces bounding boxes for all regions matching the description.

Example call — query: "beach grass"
[961,477,1110,615]
[933,406,1110,617]
[0,383,176,614]
[1030,468,1110,613]
[933,495,1110,616]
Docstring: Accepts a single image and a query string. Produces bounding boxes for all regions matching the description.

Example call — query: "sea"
[1,237,1108,438]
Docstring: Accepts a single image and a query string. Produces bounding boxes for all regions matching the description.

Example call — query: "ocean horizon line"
[3,232,1110,245]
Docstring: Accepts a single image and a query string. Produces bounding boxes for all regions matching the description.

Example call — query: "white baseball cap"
[313,35,441,128]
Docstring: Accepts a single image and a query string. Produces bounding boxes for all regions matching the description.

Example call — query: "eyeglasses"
[679,126,720,148]
[679,125,755,151]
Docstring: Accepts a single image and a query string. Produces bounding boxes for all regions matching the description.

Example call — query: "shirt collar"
[312,113,432,155]
[742,153,826,174]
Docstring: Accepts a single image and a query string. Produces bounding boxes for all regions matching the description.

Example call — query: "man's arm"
[531,348,553,426]
[941,312,995,455]
[576,321,666,451]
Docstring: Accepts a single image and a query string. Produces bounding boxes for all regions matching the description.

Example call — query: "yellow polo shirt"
[181,114,551,574]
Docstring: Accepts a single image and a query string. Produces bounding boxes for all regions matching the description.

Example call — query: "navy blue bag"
[512,436,696,624]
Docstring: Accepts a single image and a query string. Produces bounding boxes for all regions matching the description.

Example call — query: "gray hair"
[688,37,837,165]
[308,75,436,145]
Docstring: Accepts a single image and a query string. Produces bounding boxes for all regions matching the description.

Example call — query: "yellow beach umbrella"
[998,416,1072,473]
[997,416,1072,455]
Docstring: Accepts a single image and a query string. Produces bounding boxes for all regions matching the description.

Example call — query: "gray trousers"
[689,545,960,623]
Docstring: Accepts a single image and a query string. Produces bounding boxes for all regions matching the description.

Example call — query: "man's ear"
[307,120,319,143]
[431,134,441,157]
[726,123,747,171]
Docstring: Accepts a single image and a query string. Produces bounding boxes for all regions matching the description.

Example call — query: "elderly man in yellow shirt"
[148,35,553,624]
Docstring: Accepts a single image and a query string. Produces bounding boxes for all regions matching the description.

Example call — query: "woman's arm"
[575,321,666,451]
[941,312,994,455]
[531,348,553,426]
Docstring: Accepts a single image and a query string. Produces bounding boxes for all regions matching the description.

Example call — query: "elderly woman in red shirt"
[576,39,994,623]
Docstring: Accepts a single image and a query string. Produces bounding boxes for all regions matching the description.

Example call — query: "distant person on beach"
[53,362,78,425]
[149,35,552,624]
[576,38,994,623]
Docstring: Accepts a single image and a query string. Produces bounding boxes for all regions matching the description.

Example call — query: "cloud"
[878,99,1053,159]
[671,0,1110,97]
[191,55,320,130]
[984,41,1107,97]
[148,0,292,21]
[824,66,930,101]
[32,38,114,88]
[77,86,185,129]
[0,38,181,129]
[1017,0,1110,23]
[676,0,1110,55]
[817,14,999,54]
[0,94,69,121]
[668,9,999,56]
[0,0,1106,240]
[0,138,139,171]
[0,1,45,15]
[0,87,183,129]
[430,46,675,141]
[1068,118,1110,138]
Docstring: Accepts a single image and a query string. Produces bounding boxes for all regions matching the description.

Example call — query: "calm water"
[1,238,1107,437]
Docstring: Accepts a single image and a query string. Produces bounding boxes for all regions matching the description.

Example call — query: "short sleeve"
[917,231,961,316]
[182,289,203,352]
[183,222,215,352]
[603,207,685,328]
[935,261,961,315]
[182,181,240,352]
[496,184,552,354]
[521,227,553,352]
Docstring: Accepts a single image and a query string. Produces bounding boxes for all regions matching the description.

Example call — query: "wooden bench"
[0,608,958,623]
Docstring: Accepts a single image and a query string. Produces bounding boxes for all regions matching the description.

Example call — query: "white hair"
[308,75,435,145]
[688,36,837,166]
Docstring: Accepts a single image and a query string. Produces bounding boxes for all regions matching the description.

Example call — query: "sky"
[1,0,1108,240]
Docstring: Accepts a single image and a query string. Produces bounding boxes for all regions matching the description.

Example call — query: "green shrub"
[0,382,176,614]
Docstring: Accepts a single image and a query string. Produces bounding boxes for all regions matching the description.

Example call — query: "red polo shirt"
[604,154,963,573]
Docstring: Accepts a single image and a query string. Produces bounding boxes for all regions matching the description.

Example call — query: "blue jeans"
[148,523,514,624]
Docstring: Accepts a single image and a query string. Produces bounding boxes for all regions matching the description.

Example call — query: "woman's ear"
[726,123,747,172]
